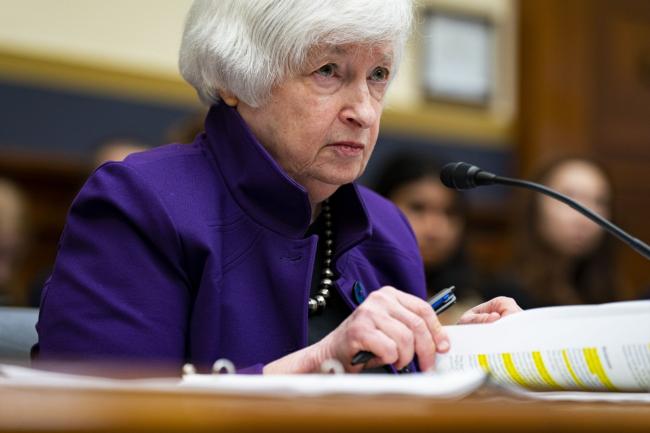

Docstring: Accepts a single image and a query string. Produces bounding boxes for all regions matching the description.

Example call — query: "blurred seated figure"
[0,178,27,306]
[165,110,207,144]
[93,137,150,167]
[25,137,151,307]
[374,153,482,322]
[484,156,617,309]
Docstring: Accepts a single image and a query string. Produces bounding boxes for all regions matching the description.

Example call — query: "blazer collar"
[204,103,372,246]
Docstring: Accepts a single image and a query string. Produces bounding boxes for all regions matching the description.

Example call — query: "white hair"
[179,0,413,107]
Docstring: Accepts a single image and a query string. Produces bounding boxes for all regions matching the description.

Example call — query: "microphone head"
[440,162,479,190]
[440,162,495,190]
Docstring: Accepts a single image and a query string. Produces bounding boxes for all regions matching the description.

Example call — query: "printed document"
[437,300,650,393]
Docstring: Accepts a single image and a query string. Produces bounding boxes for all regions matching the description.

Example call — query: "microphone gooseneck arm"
[494,175,650,260]
[440,162,650,260]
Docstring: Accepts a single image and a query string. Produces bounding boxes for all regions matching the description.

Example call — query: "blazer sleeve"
[34,162,193,366]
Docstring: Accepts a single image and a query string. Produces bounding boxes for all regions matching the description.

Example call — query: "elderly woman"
[34,0,520,374]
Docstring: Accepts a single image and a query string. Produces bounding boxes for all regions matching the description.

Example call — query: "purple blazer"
[34,104,426,373]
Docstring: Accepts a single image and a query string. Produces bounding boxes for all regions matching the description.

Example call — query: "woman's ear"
[218,90,239,107]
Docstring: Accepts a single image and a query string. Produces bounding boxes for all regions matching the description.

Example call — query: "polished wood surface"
[0,385,648,433]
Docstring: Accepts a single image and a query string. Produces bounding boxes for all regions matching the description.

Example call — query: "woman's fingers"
[394,289,450,353]
[371,313,417,369]
[385,302,443,371]
[473,296,522,316]
[457,310,501,324]
[457,297,523,324]
[354,287,449,370]
[348,328,399,370]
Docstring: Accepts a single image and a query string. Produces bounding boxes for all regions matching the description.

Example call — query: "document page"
[437,301,650,392]
[0,364,487,399]
[180,370,487,398]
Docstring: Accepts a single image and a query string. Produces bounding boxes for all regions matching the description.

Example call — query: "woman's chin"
[314,164,366,186]
[328,171,364,187]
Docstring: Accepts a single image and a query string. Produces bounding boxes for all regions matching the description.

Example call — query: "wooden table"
[1,385,649,433]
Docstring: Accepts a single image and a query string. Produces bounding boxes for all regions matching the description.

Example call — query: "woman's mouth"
[329,141,364,157]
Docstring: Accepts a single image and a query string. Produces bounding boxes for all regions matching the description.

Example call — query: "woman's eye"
[370,67,389,82]
[315,63,336,78]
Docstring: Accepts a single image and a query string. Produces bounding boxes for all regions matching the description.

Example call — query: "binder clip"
[212,358,236,375]
[182,363,196,376]
[320,359,344,375]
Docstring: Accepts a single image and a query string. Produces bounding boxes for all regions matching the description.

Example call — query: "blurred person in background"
[483,156,618,309]
[93,137,150,167]
[374,153,482,323]
[165,110,207,144]
[0,178,28,306]
[26,137,151,307]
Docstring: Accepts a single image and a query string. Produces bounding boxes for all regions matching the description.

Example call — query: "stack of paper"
[437,300,650,401]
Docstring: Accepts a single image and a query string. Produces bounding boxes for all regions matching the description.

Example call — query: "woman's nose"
[339,83,378,129]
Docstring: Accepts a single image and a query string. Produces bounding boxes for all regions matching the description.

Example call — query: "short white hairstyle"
[179,0,413,107]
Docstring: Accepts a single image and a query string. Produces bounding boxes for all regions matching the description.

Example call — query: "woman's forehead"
[308,43,394,64]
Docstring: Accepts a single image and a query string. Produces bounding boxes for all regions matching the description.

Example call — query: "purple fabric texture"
[34,104,426,373]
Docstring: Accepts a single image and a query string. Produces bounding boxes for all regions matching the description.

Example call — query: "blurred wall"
[0,0,199,161]
[0,0,192,79]
[0,0,516,157]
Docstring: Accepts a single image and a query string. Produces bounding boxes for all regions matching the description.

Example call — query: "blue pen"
[350,286,456,366]
[428,285,457,315]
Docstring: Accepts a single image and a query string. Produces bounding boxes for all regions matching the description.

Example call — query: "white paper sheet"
[0,363,487,399]
[503,385,650,403]
[0,364,180,392]
[179,370,487,398]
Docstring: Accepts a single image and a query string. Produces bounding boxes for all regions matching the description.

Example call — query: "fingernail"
[437,339,450,352]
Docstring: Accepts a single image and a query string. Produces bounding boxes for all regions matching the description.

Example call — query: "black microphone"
[440,161,650,260]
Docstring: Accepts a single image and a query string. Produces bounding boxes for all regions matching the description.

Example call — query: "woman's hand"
[457,296,523,325]
[263,286,449,374]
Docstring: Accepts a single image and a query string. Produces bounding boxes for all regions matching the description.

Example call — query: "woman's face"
[390,178,464,268]
[237,43,393,202]
[537,160,611,258]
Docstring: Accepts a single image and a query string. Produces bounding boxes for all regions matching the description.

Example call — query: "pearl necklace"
[308,199,335,316]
